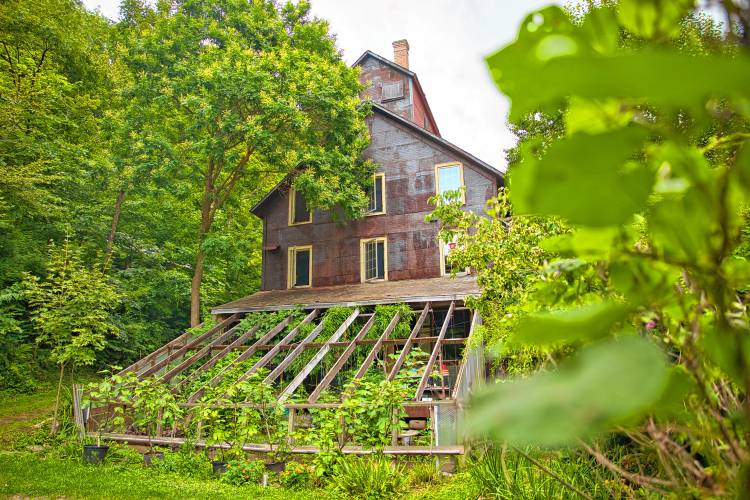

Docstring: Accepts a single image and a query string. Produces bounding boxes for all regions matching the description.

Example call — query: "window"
[440,237,468,277]
[367,173,386,215]
[288,188,312,226]
[435,163,465,203]
[360,237,387,282]
[382,81,404,101]
[288,246,312,288]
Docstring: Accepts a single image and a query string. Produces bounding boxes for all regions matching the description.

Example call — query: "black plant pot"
[212,461,228,475]
[265,461,286,473]
[143,452,165,466]
[83,444,109,465]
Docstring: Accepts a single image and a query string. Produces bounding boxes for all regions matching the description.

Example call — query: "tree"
[123,0,372,326]
[24,238,120,432]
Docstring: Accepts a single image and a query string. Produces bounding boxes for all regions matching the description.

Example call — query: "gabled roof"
[371,103,503,181]
[250,103,503,216]
[353,50,441,137]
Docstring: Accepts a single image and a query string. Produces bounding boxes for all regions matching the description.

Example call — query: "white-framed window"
[366,173,386,216]
[288,245,312,288]
[439,237,469,277]
[435,162,465,203]
[288,188,312,226]
[360,237,387,282]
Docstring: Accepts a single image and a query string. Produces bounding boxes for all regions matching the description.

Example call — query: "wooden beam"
[138,314,240,378]
[307,314,376,403]
[117,328,193,377]
[172,324,261,394]
[227,309,320,388]
[262,319,327,385]
[160,322,245,383]
[186,312,308,403]
[352,312,401,381]
[414,301,455,401]
[279,309,360,400]
[387,303,430,381]
[94,433,464,455]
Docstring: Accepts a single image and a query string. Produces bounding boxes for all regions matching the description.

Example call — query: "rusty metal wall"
[259,113,498,291]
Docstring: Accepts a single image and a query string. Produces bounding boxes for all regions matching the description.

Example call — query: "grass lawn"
[0,386,475,499]
[0,452,324,499]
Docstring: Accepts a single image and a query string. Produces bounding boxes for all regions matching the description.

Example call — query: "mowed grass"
[0,453,325,499]
[0,388,56,449]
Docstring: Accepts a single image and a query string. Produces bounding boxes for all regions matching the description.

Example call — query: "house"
[212,40,503,315]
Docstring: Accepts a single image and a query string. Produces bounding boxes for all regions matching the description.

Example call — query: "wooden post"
[287,408,296,446]
[72,384,85,440]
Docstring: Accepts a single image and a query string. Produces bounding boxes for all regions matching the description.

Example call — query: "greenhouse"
[79,298,486,461]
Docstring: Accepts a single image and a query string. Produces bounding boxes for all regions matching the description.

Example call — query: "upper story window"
[288,245,312,288]
[367,173,386,216]
[360,237,387,282]
[288,188,312,226]
[382,81,404,101]
[435,162,465,203]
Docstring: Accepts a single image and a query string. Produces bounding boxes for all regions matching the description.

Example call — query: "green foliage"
[439,1,750,495]
[279,461,315,489]
[220,459,265,486]
[371,304,414,340]
[329,454,407,500]
[320,307,356,341]
[131,376,184,451]
[24,238,120,369]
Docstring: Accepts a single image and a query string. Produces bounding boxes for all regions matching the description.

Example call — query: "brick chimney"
[392,39,409,69]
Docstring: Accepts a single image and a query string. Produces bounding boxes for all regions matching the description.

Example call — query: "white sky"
[81,0,562,170]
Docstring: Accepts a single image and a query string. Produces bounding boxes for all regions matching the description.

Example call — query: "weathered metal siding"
[358,56,413,124]
[259,113,498,291]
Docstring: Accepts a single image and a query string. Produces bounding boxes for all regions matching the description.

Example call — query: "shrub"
[279,461,315,489]
[329,454,406,500]
[220,459,265,486]
[408,459,442,487]
[150,448,212,478]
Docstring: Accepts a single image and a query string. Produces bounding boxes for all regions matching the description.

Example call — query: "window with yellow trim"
[435,163,465,203]
[288,246,312,288]
[288,188,312,226]
[360,237,387,282]
[439,237,468,277]
[366,173,386,215]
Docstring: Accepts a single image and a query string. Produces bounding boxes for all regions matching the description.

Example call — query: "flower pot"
[212,460,228,475]
[82,444,109,465]
[265,461,286,473]
[143,451,165,466]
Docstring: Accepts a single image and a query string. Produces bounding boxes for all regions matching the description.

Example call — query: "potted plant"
[83,370,136,464]
[132,376,183,466]
[196,391,236,475]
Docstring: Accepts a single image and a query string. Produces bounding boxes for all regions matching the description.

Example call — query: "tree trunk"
[190,170,215,327]
[104,188,126,271]
[51,362,65,435]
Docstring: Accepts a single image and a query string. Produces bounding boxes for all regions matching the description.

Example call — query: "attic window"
[366,173,386,216]
[288,188,312,226]
[382,81,404,101]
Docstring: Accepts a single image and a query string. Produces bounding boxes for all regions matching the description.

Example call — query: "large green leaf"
[509,301,630,347]
[467,336,669,446]
[509,127,652,226]
[486,7,750,121]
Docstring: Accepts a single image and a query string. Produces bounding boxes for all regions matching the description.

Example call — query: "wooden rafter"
[262,320,327,385]
[117,328,194,377]
[414,301,455,401]
[352,312,401,381]
[139,314,240,379]
[160,322,245,383]
[307,313,376,403]
[171,324,261,394]
[279,309,360,400]
[387,303,430,381]
[226,309,320,389]
[186,312,305,403]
